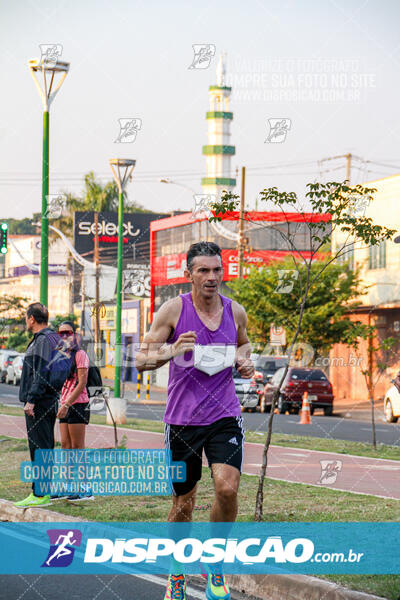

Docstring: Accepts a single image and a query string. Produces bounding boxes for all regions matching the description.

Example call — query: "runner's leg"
[210,463,240,522]
[168,484,197,522]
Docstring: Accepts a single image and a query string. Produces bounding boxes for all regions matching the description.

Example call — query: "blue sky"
[1,0,400,218]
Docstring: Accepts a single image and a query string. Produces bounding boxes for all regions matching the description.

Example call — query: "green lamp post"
[109,159,136,402]
[28,57,69,306]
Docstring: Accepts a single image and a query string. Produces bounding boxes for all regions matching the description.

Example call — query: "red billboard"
[152,249,315,287]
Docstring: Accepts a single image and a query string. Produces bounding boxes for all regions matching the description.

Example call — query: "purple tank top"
[164,292,240,426]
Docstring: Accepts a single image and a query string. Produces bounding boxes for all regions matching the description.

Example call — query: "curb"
[126,400,166,405]
[0,501,387,600]
[0,499,83,522]
[224,574,387,600]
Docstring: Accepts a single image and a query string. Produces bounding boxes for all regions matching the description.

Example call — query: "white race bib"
[193,344,236,376]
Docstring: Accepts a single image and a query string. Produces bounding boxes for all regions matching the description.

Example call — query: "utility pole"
[94,211,101,357]
[345,153,351,184]
[68,259,74,315]
[81,268,86,338]
[320,153,355,184]
[238,166,245,278]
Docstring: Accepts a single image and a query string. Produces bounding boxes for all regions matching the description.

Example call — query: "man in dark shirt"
[15,302,60,508]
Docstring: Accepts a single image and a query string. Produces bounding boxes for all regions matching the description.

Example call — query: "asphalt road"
[1,383,399,446]
[0,574,259,600]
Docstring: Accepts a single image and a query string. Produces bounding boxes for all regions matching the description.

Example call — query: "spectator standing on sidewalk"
[15,303,61,508]
[56,321,93,502]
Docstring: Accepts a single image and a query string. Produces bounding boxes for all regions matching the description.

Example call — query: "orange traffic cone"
[299,391,312,424]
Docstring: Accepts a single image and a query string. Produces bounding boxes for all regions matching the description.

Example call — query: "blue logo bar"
[0,522,397,574]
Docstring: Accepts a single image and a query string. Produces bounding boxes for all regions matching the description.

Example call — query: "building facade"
[330,174,400,405]
[0,235,71,315]
[150,210,330,316]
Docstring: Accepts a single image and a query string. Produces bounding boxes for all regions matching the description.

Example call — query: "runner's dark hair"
[26,302,49,324]
[186,241,222,272]
[59,320,77,333]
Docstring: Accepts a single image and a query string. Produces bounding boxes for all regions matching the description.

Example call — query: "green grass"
[2,403,399,461]
[245,431,400,461]
[319,575,399,600]
[2,437,399,523]
[1,436,399,598]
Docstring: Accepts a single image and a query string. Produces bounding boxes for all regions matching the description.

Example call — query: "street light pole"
[109,159,136,403]
[238,166,246,278]
[28,57,69,306]
[41,110,49,304]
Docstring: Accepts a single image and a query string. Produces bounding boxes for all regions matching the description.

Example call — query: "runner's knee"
[215,482,238,503]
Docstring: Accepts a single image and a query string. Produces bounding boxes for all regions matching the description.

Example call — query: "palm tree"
[50,171,148,238]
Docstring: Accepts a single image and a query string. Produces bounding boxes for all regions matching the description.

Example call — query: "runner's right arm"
[135,299,197,372]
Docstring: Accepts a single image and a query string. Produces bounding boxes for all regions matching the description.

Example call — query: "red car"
[263,367,334,416]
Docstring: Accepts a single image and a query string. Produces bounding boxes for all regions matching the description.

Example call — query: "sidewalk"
[1,414,399,499]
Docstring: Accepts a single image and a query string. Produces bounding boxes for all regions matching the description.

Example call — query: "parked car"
[0,350,19,383]
[5,354,25,386]
[233,366,263,413]
[263,367,334,416]
[250,354,288,384]
[383,385,400,423]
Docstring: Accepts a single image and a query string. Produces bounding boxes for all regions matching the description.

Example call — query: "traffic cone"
[299,391,312,424]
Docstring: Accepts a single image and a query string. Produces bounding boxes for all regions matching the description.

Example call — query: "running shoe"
[67,493,94,502]
[164,574,187,599]
[14,493,52,508]
[202,566,230,599]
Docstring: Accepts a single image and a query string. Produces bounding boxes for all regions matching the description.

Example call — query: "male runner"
[135,241,254,600]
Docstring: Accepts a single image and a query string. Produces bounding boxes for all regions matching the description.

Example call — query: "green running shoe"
[164,574,187,600]
[202,567,230,599]
[14,493,52,508]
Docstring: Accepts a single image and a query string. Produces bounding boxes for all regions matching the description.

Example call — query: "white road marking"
[281,452,310,458]
[365,465,400,471]
[131,573,205,599]
[361,427,391,433]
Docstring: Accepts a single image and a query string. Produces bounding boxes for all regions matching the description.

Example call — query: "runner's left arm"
[234,303,254,378]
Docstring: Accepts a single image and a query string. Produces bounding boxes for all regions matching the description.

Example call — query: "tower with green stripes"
[202,54,236,200]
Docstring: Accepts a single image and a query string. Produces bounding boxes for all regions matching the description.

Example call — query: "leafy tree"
[227,257,365,357]
[50,171,151,237]
[50,313,79,332]
[350,322,398,447]
[0,218,37,235]
[0,294,29,349]
[0,294,28,331]
[6,330,31,352]
[210,181,396,521]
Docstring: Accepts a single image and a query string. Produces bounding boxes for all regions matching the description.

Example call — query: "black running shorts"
[164,416,244,496]
[59,402,90,425]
